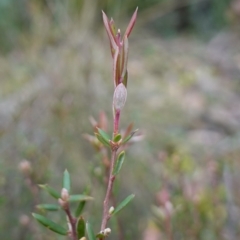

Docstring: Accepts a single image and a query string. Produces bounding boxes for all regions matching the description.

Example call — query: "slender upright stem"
[101,107,121,232]
[114,110,120,136]
[65,206,77,240]
[100,149,117,230]
[101,147,124,239]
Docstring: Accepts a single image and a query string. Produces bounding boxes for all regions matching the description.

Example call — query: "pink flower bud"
[58,198,67,209]
[61,188,69,201]
[113,83,127,110]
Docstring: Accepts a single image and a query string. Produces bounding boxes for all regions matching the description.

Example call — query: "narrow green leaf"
[113,151,125,175]
[38,184,60,199]
[113,133,122,142]
[75,201,86,217]
[86,222,96,240]
[97,128,110,144]
[95,133,110,147]
[69,194,93,202]
[75,187,90,217]
[63,169,71,193]
[77,217,85,239]
[32,213,67,235]
[122,129,138,144]
[112,194,135,216]
[36,204,60,211]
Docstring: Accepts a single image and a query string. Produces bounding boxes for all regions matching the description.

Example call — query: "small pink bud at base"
[61,188,69,201]
[113,83,127,110]
[58,198,68,209]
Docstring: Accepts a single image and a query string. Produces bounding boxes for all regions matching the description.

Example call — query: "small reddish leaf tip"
[102,10,108,19]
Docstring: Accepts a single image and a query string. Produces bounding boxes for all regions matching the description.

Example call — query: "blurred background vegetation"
[1,0,240,239]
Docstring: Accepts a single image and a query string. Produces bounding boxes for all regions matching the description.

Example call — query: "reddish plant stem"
[100,149,117,231]
[65,206,77,240]
[101,149,124,240]
[114,110,120,136]
[100,108,121,238]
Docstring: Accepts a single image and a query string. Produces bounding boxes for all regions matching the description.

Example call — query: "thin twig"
[101,147,124,239]
[65,206,78,240]
[114,110,121,136]
[100,150,117,231]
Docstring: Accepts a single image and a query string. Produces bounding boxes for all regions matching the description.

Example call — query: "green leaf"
[113,133,122,142]
[63,169,71,193]
[112,194,135,216]
[75,201,86,217]
[75,187,90,217]
[77,217,85,239]
[69,194,93,202]
[95,133,110,147]
[86,222,96,240]
[32,213,67,235]
[122,129,138,144]
[97,128,110,144]
[36,204,60,211]
[38,184,60,199]
[113,151,125,175]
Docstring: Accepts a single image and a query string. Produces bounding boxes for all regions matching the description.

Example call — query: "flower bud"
[104,228,111,236]
[58,198,67,209]
[113,83,127,111]
[61,188,69,201]
[109,206,114,214]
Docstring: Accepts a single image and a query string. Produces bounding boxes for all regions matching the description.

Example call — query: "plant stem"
[65,206,77,240]
[100,149,117,231]
[101,148,124,240]
[100,101,121,237]
[114,110,120,136]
